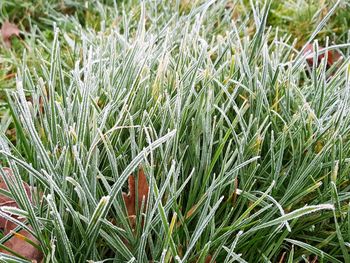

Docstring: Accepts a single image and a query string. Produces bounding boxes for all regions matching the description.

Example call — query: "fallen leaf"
[303,43,342,68]
[122,168,149,227]
[1,221,42,262]
[0,167,43,262]
[1,21,20,48]
[0,168,31,229]
[204,255,215,263]
[3,72,16,80]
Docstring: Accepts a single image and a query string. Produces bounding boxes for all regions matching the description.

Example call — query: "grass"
[1,0,350,262]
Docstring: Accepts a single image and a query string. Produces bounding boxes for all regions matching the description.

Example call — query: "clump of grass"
[0,0,350,262]
[267,0,350,47]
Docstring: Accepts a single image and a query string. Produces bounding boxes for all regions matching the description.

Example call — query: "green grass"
[0,0,350,262]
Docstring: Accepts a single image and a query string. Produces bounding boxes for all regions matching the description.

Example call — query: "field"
[0,0,350,262]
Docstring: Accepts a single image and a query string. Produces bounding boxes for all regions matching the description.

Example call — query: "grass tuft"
[0,0,350,262]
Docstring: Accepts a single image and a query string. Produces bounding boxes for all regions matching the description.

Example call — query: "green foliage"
[0,0,350,262]
[267,0,350,47]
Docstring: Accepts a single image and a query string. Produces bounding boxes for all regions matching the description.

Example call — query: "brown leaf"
[1,222,42,262]
[26,95,45,115]
[303,44,342,68]
[122,168,149,227]
[232,176,238,206]
[1,21,20,48]
[0,167,43,262]
[278,251,286,263]
[204,255,215,263]
[0,168,31,229]
[4,72,16,80]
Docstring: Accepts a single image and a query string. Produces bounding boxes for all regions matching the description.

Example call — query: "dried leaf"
[304,44,342,68]
[232,176,238,206]
[3,72,16,80]
[1,222,42,262]
[310,256,318,263]
[1,21,20,48]
[278,251,286,263]
[26,95,45,115]
[0,168,31,229]
[0,168,43,262]
[204,255,215,263]
[122,168,149,227]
